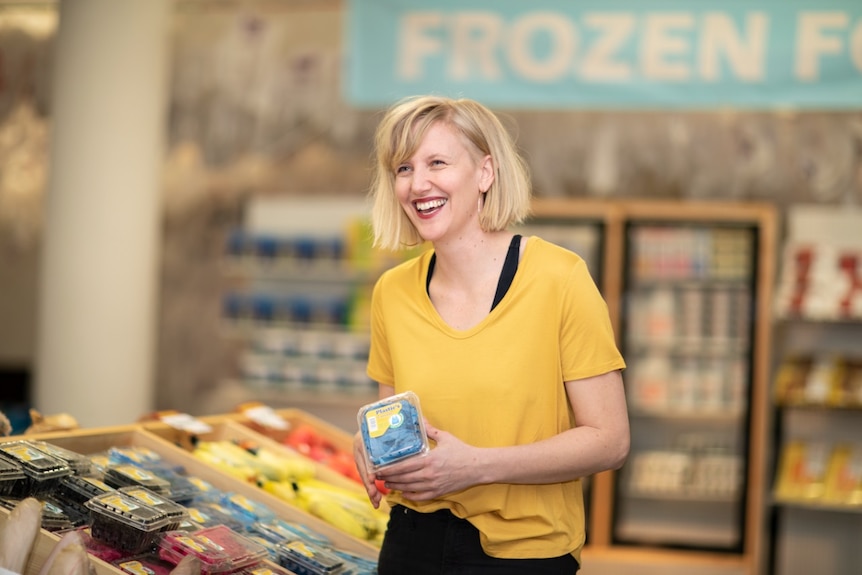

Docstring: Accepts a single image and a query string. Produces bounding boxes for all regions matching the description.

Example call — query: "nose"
[409,165,432,194]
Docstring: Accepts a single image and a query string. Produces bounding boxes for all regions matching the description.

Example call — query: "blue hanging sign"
[345,0,862,109]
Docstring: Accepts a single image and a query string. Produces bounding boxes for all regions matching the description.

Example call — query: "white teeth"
[415,198,447,211]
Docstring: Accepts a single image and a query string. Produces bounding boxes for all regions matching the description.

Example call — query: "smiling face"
[394,121,494,245]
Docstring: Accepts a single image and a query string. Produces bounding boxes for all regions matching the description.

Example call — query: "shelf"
[772,496,862,514]
[227,382,377,408]
[222,258,378,284]
[614,520,741,550]
[628,408,745,422]
[774,402,862,412]
[626,340,750,357]
[768,205,862,575]
[630,277,752,289]
[625,489,741,504]
[775,315,862,326]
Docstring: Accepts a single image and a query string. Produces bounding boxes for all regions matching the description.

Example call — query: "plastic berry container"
[119,486,190,531]
[76,526,127,564]
[104,464,173,496]
[85,491,171,554]
[184,503,245,532]
[248,518,331,548]
[31,441,94,476]
[0,455,25,497]
[39,498,77,532]
[217,492,277,525]
[142,466,200,505]
[0,440,72,497]
[56,474,116,506]
[275,538,344,575]
[157,531,234,575]
[241,563,296,575]
[114,554,178,575]
[108,446,166,468]
[184,476,222,503]
[194,525,269,571]
[357,391,429,472]
[239,535,279,562]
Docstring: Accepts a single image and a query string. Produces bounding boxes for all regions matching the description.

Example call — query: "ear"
[478,154,495,193]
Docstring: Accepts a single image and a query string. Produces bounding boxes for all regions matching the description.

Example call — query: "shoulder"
[375,249,433,289]
[523,235,587,269]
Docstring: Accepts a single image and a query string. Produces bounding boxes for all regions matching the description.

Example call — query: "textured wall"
[1,3,861,416]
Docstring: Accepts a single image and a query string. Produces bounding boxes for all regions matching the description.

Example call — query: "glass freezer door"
[613,221,758,551]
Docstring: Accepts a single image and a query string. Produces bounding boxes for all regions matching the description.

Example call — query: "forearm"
[474,424,629,485]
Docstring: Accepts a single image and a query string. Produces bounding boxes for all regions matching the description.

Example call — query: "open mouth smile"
[414,198,447,215]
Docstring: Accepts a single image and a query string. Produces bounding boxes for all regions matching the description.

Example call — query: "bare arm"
[375,370,630,500]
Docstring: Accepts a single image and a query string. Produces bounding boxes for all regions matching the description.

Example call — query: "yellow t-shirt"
[366,236,625,561]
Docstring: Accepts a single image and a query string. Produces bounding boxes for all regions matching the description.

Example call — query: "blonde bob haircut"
[370,95,532,250]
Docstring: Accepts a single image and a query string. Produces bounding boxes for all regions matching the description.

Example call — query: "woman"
[354,95,629,574]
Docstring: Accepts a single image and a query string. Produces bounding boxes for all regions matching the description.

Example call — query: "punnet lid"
[119,486,189,524]
[0,440,71,479]
[85,491,171,532]
[31,441,94,476]
[0,454,25,481]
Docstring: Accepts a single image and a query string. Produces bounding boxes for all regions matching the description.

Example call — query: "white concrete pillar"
[34,0,170,427]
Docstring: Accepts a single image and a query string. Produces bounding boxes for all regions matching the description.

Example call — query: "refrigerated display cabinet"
[527,199,776,575]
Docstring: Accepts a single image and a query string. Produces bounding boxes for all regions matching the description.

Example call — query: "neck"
[431,230,514,284]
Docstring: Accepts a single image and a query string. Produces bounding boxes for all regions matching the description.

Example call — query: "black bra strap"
[491,234,521,311]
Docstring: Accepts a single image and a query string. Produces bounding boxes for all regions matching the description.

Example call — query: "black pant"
[378,505,580,575]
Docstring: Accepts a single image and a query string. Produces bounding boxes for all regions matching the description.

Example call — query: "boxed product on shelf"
[772,356,813,406]
[773,440,832,502]
[773,355,862,408]
[829,358,862,407]
[823,443,862,506]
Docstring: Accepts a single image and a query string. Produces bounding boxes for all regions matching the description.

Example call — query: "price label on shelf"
[238,402,289,431]
[157,411,212,435]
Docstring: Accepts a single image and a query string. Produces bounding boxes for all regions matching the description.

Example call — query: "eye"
[395,164,411,175]
[430,159,446,167]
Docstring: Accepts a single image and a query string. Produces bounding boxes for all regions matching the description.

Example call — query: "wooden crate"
[1,425,378,567]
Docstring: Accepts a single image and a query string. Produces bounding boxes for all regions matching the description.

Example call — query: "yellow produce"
[191,447,256,481]
[259,478,299,504]
[292,477,388,542]
[193,440,316,482]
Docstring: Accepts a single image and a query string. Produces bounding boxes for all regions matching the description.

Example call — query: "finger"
[0,497,42,574]
[39,531,93,575]
[168,555,201,575]
[423,420,440,441]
